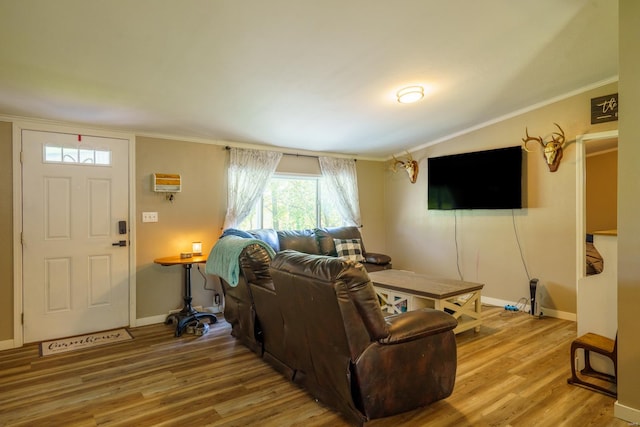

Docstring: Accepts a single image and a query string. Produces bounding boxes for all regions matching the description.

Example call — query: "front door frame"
[12,120,137,348]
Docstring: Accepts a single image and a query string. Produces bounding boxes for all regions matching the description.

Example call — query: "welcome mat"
[40,328,133,356]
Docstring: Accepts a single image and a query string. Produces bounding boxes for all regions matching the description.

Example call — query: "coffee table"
[368,269,484,334]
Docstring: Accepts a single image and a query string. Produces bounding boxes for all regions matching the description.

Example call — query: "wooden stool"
[567,332,617,398]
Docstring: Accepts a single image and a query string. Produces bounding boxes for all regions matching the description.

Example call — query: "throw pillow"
[333,238,365,262]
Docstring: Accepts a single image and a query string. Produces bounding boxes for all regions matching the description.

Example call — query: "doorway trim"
[12,119,137,348]
[575,129,618,286]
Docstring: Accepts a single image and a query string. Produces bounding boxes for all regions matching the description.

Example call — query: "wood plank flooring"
[0,306,625,426]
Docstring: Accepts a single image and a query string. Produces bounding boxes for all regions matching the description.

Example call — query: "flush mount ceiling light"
[396,85,424,104]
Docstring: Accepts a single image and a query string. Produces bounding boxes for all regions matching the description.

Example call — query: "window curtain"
[319,156,362,227]
[223,147,282,229]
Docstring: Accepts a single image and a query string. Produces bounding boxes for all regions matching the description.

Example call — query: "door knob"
[112,240,127,247]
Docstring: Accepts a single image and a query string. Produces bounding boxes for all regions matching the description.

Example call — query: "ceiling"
[0,1,618,159]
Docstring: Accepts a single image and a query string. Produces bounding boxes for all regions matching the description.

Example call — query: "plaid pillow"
[333,238,365,262]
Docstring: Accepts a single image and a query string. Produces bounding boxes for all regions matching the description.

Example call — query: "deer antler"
[391,151,413,171]
[391,154,404,172]
[521,123,567,172]
[391,151,419,183]
[550,122,565,146]
[522,127,545,152]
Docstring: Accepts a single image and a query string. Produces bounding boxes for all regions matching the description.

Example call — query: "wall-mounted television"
[427,146,525,210]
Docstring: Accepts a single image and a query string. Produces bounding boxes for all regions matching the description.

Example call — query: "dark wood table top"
[368,269,484,299]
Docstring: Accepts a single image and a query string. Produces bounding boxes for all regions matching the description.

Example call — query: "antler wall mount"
[391,152,419,183]
[522,123,567,172]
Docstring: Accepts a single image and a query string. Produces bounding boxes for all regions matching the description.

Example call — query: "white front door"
[21,130,130,343]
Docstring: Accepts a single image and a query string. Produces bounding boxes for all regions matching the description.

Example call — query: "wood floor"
[0,306,625,426]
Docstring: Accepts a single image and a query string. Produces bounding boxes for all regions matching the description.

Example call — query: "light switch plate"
[142,212,158,223]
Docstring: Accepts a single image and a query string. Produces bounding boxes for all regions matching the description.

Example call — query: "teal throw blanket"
[205,235,276,286]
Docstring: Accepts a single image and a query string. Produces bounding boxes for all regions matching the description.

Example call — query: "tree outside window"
[239,175,342,230]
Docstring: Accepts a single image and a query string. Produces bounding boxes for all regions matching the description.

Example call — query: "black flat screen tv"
[427,146,524,210]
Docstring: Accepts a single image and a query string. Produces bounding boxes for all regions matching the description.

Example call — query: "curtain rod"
[224,146,356,161]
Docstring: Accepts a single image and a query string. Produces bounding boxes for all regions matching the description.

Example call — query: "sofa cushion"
[317,226,366,256]
[277,229,321,254]
[248,228,280,252]
[314,228,335,256]
[334,238,365,262]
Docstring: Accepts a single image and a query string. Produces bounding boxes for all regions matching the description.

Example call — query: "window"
[43,144,111,166]
[239,175,343,230]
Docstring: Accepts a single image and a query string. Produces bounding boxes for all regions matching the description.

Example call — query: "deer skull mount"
[522,123,566,172]
[392,152,419,183]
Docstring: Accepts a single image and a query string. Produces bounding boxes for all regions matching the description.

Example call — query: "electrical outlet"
[142,212,158,223]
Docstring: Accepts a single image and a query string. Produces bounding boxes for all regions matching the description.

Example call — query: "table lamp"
[192,241,202,256]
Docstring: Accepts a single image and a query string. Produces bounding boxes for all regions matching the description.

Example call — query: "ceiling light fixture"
[396,85,424,104]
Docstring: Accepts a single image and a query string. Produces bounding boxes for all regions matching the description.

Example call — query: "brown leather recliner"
[269,250,458,424]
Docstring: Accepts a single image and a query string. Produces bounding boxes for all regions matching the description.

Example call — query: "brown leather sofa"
[269,250,457,424]
[219,226,391,353]
[217,239,457,423]
[247,226,392,272]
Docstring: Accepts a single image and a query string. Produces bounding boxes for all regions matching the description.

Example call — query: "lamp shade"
[192,241,202,256]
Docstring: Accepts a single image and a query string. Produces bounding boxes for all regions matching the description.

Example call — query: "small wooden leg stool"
[567,332,617,398]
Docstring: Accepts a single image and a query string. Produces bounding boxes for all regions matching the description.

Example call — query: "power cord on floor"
[515,297,529,312]
[511,210,541,317]
[500,297,530,317]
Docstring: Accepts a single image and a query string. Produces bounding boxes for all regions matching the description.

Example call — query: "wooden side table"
[154,254,217,337]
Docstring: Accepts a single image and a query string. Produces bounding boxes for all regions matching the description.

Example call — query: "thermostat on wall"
[152,173,181,192]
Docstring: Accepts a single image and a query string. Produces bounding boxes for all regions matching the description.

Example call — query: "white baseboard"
[168,306,204,315]
[615,401,640,424]
[538,306,576,321]
[135,314,167,327]
[203,306,223,314]
[0,339,16,351]
[481,296,576,321]
[134,307,222,328]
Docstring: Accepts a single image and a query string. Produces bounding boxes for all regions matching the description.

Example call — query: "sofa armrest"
[364,252,391,265]
[239,243,273,286]
[379,309,457,345]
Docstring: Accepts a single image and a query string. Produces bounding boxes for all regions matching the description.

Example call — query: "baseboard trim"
[538,306,576,321]
[0,339,16,351]
[135,315,167,327]
[481,296,576,321]
[135,307,222,328]
[615,401,640,424]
